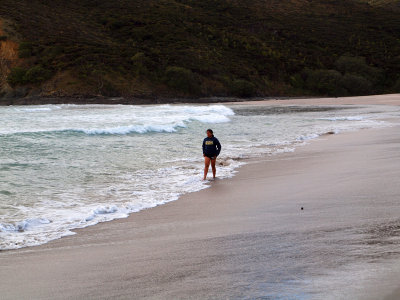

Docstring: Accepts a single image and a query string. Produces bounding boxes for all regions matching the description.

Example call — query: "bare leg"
[211,158,216,178]
[203,157,211,180]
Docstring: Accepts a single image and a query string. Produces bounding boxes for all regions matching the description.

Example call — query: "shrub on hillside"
[340,73,372,95]
[335,56,368,74]
[229,79,256,97]
[305,69,345,96]
[7,67,27,86]
[164,66,200,94]
[131,52,149,76]
[392,77,400,92]
[18,42,33,58]
[335,55,383,84]
[289,73,305,89]
[7,65,52,86]
[24,65,52,83]
[304,68,375,96]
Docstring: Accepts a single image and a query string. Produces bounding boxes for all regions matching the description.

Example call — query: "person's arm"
[216,138,221,156]
[202,139,205,155]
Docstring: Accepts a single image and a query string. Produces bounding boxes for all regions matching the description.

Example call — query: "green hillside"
[0,0,400,100]
[361,0,400,9]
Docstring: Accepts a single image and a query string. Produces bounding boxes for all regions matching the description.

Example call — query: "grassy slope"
[0,0,399,100]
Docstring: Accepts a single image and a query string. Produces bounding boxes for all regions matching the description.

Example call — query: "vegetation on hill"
[0,0,399,100]
[360,0,400,10]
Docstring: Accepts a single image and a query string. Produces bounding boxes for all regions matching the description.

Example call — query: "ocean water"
[0,102,398,251]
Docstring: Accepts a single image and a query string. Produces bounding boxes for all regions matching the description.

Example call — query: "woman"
[202,129,221,180]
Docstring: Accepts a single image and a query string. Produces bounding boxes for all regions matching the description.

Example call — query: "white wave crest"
[14,105,62,112]
[3,104,235,136]
[75,123,186,135]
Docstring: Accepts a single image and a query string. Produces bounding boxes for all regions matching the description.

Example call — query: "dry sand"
[228,93,400,106]
[0,95,400,299]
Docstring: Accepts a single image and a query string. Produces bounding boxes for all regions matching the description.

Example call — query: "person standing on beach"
[202,129,221,180]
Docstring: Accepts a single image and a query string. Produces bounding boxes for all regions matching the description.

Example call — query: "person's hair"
[206,129,213,135]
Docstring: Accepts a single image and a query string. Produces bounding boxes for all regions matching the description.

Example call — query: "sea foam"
[318,116,365,121]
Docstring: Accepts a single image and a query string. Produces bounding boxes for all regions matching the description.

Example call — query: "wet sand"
[0,95,400,299]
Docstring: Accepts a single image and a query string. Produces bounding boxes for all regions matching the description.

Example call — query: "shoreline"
[0,95,313,106]
[0,93,399,106]
[1,96,400,299]
[1,94,398,252]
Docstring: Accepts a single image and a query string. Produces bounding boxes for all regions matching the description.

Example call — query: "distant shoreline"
[1,93,399,106]
[0,95,317,106]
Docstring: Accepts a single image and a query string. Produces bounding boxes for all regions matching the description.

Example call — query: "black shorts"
[204,154,217,159]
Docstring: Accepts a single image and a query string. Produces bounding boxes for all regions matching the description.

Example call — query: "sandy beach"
[0,95,399,299]
[227,93,400,107]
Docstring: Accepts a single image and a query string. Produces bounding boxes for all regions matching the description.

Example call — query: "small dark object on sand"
[322,131,335,136]
[301,207,304,210]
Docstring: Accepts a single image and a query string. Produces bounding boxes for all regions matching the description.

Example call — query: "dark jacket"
[202,136,221,157]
